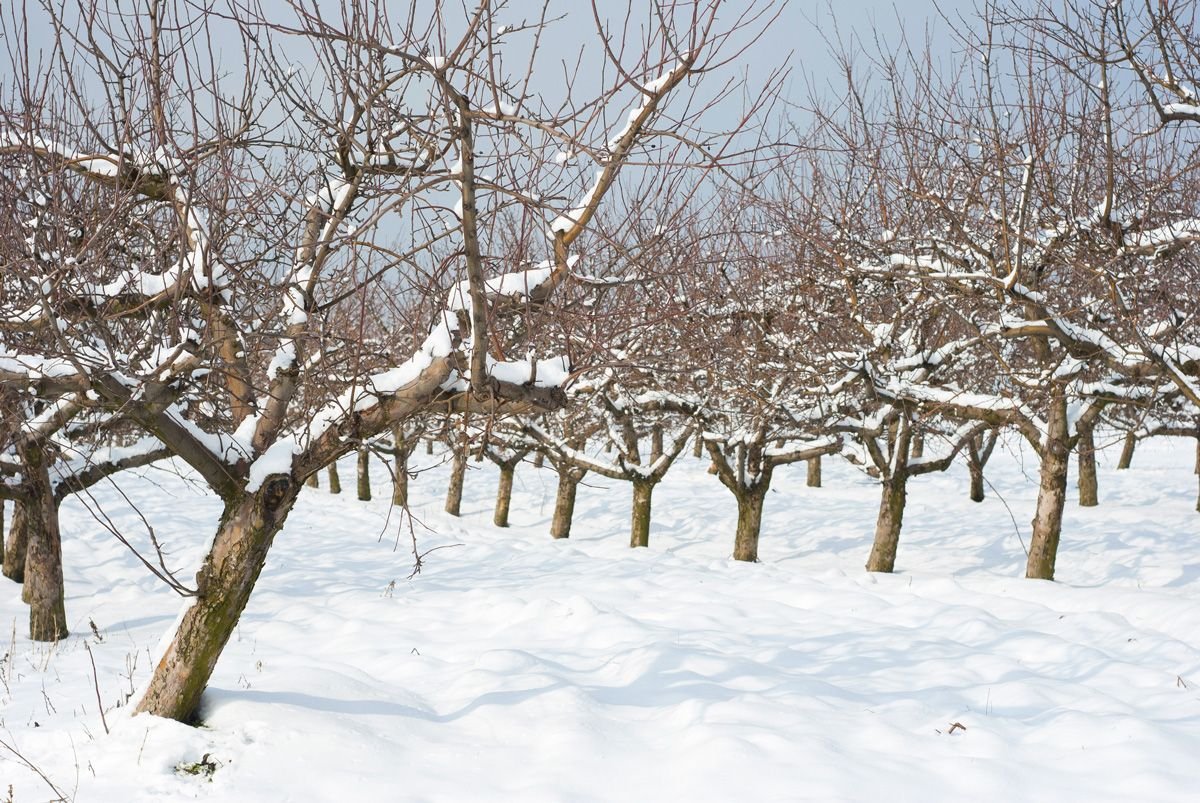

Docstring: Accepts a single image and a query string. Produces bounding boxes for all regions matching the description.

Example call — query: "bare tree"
[1,0,772,722]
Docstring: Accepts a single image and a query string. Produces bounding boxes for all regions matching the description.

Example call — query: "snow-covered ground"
[2,433,1198,801]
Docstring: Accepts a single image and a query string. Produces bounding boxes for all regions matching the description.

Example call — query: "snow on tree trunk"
[1117,431,1136,470]
[1027,390,1070,580]
[866,471,908,573]
[21,449,67,641]
[630,479,655,548]
[732,488,766,562]
[806,455,822,488]
[493,465,515,528]
[327,462,342,494]
[1077,421,1098,507]
[357,447,372,501]
[136,479,299,723]
[3,499,28,583]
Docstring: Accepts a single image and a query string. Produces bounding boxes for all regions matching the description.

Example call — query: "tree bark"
[1027,389,1070,580]
[445,442,467,517]
[806,455,822,488]
[493,465,515,528]
[910,431,925,459]
[327,462,342,494]
[630,479,654,548]
[693,433,703,459]
[21,448,67,641]
[732,488,766,562]
[356,447,371,501]
[1076,421,1098,507]
[1116,431,1136,470]
[135,479,299,723]
[391,427,413,507]
[866,471,907,573]
[532,451,544,468]
[550,466,584,539]
[650,425,664,461]
[3,499,28,583]
[304,472,319,488]
[968,452,985,503]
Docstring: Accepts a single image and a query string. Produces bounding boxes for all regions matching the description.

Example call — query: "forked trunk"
[136,478,299,723]
[493,465,515,528]
[866,471,907,573]
[806,456,822,488]
[1076,421,1098,507]
[630,479,654,548]
[327,462,342,494]
[22,450,67,641]
[1116,432,1136,470]
[550,467,583,539]
[967,450,985,503]
[732,488,766,562]
[445,445,467,516]
[2,499,27,583]
[356,448,372,501]
[1027,391,1070,580]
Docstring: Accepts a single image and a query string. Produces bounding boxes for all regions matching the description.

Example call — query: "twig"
[0,734,68,801]
[83,643,109,735]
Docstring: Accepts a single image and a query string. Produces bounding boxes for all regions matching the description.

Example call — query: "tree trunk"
[806,455,822,488]
[866,471,907,573]
[391,427,411,507]
[21,449,67,641]
[1076,421,1098,507]
[732,488,766,562]
[327,462,342,494]
[356,447,372,501]
[426,438,434,455]
[1116,431,1136,470]
[532,451,544,468]
[0,500,4,560]
[493,465,515,528]
[135,479,299,723]
[630,479,654,548]
[650,426,664,462]
[693,433,703,458]
[1027,390,1070,580]
[3,499,28,583]
[910,431,925,459]
[445,443,467,517]
[550,468,583,539]
[967,450,985,503]
[304,472,319,488]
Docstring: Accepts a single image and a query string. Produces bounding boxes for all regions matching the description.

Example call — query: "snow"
[550,170,604,234]
[3,435,1199,801]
